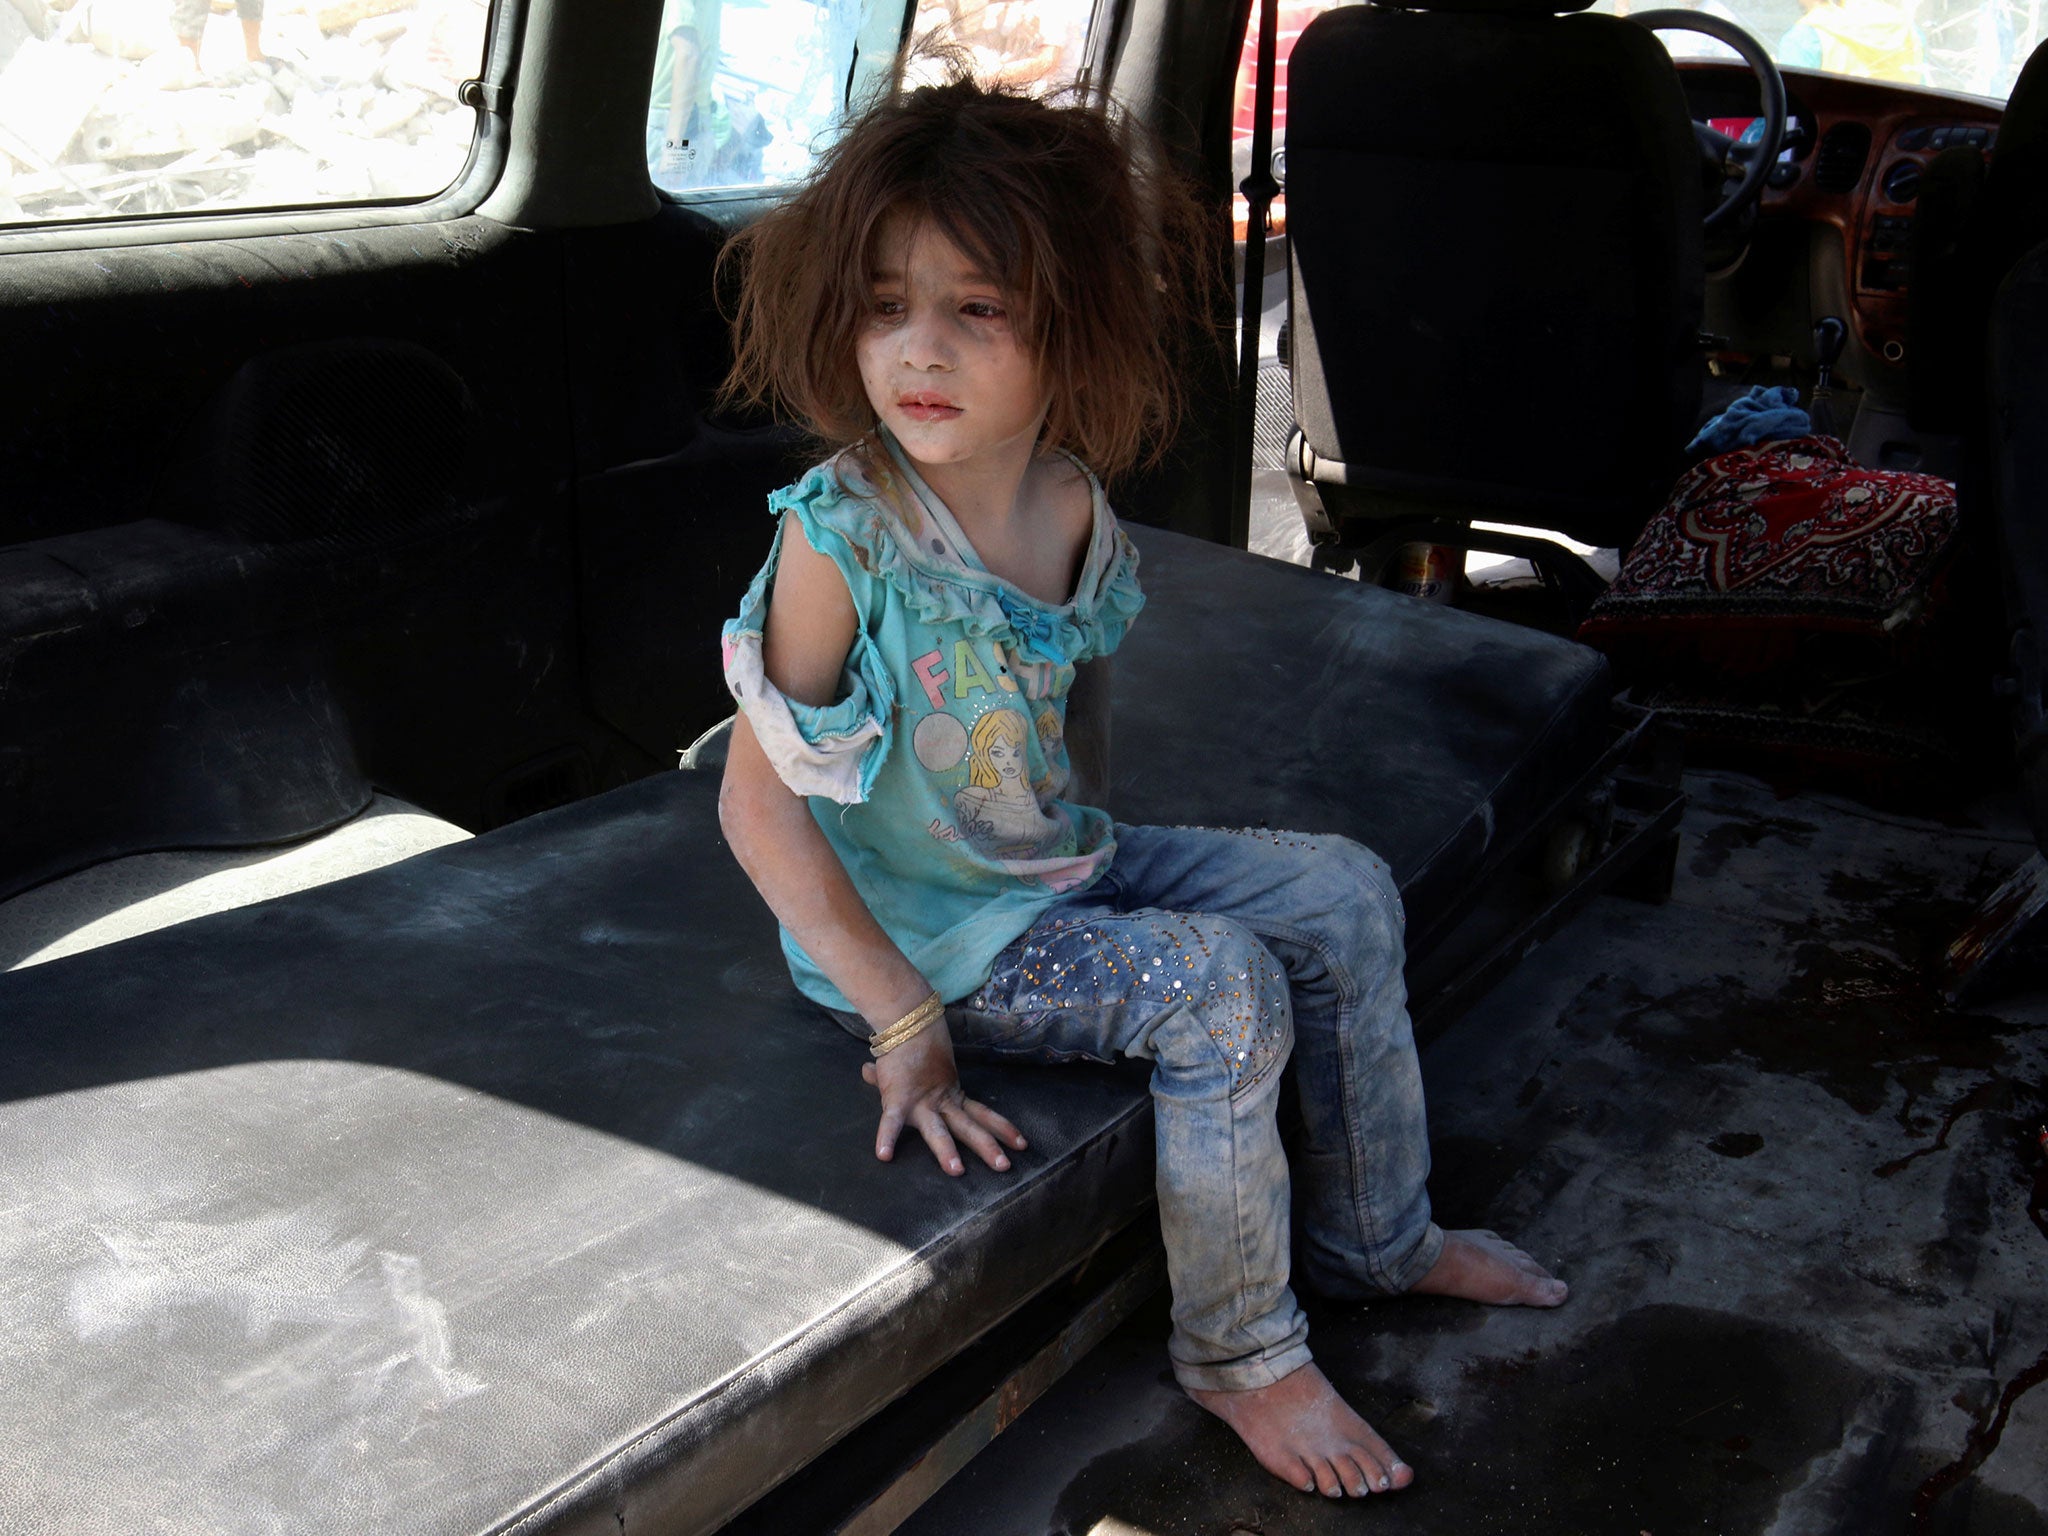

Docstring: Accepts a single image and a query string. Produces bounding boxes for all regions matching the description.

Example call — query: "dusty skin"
[1188,1230,1568,1498]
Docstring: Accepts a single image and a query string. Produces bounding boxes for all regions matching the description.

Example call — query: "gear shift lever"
[1811,315,1847,438]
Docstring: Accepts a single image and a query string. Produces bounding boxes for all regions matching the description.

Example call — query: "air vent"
[1882,159,1923,202]
[1815,123,1873,193]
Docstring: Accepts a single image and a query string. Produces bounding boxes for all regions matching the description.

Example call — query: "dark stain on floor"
[1910,1345,2048,1536]
[2031,1122,2048,1244]
[1909,1481,2048,1536]
[1047,1306,1865,1536]
[1688,815,1820,879]
[1419,1133,1535,1223]
[1876,1078,2012,1178]
[1822,865,2005,961]
[1709,1130,1766,1157]
[1613,936,2018,1120]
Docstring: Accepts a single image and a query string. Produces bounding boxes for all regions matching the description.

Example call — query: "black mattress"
[0,529,1610,1535]
[1116,528,1612,951]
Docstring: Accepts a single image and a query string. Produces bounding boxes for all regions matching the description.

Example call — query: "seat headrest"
[1370,0,1596,15]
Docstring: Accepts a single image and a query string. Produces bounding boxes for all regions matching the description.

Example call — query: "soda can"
[1388,541,1458,604]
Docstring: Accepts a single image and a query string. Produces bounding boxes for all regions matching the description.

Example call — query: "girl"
[715,73,1567,1502]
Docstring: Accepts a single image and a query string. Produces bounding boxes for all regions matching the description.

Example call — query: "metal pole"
[1229,0,1281,549]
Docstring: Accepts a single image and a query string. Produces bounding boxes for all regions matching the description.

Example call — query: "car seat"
[1899,42,2048,815]
[1900,40,2048,996]
[1281,0,1705,602]
[1907,37,2048,441]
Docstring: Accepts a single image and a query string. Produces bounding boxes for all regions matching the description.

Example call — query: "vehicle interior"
[2,0,2045,1530]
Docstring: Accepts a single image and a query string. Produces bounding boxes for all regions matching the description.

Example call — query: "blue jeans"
[952,824,1444,1393]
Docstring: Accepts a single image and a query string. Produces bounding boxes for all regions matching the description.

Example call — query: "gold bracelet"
[870,990,944,1058]
[870,991,943,1057]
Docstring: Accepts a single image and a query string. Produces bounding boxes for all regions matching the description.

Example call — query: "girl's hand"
[860,1020,1029,1177]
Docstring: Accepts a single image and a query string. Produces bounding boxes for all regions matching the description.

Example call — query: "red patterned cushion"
[1579,435,1960,668]
[1577,437,1979,801]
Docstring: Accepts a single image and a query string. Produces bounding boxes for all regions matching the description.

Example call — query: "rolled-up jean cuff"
[1300,1218,1448,1302]
[1386,1219,1447,1295]
[1170,1337,1317,1395]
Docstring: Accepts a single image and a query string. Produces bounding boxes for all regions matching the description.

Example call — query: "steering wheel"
[1630,10,1789,232]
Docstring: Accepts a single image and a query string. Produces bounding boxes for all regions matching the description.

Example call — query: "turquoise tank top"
[721,433,1144,1011]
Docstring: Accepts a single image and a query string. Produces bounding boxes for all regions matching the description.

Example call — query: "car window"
[0,0,494,227]
[1229,0,1359,238]
[648,0,1098,196]
[1594,0,2035,102]
[905,0,1096,90]
[646,0,856,193]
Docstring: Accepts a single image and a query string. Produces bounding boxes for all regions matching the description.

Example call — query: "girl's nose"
[900,312,953,371]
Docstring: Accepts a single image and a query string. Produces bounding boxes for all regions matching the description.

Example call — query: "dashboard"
[1680,65,2003,368]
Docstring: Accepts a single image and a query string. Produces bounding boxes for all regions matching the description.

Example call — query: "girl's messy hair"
[717,69,1219,480]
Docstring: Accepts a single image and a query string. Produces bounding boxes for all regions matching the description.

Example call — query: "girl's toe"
[1338,1451,1380,1495]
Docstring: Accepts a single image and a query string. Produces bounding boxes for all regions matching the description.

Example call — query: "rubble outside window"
[644,0,1098,196]
[0,0,490,225]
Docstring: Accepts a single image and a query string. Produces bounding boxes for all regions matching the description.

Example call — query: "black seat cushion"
[1116,528,1612,956]
[0,531,1612,1534]
[1285,3,1703,548]
[0,769,1159,1535]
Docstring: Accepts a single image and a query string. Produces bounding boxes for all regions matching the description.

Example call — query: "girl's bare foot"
[1408,1228,1569,1306]
[1187,1362,1414,1498]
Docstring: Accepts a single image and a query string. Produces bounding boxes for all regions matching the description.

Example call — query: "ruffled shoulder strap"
[761,447,928,624]
[720,466,898,806]
[1068,515,1146,664]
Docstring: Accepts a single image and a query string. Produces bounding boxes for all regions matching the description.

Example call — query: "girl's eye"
[872,296,904,318]
[962,300,1006,320]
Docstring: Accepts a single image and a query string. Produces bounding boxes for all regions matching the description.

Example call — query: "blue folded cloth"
[1686,384,1813,456]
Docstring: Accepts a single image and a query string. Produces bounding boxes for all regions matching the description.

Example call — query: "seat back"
[1900,43,2048,838]
[1991,241,2048,843]
[1284,0,1703,550]
[0,520,370,903]
[1908,38,2048,435]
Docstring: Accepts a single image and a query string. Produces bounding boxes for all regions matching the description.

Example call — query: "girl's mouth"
[898,395,962,422]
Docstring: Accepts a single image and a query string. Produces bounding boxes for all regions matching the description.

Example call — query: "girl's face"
[857,216,1050,482]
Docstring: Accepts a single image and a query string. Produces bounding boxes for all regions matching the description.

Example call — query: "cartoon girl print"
[1034,706,1063,757]
[952,708,1055,856]
[1029,704,1069,799]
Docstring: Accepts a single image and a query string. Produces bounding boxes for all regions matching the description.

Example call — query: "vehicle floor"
[899,767,2048,1536]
